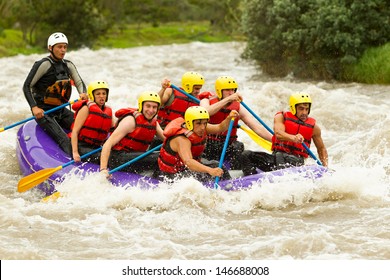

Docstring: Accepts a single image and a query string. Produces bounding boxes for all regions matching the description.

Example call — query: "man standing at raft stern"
[23,32,87,155]
[241,92,328,175]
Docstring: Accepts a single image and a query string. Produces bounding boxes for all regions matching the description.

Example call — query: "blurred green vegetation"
[0,29,42,57]
[1,0,388,84]
[347,43,390,84]
[94,21,241,49]
[241,0,390,84]
[0,21,242,57]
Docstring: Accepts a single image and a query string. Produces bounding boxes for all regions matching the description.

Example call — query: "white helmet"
[47,32,68,49]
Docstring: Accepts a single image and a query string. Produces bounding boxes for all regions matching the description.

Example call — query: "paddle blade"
[41,191,61,203]
[17,166,62,193]
[240,126,272,152]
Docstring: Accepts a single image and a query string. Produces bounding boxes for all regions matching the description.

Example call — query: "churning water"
[0,42,389,270]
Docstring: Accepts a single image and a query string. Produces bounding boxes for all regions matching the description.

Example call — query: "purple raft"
[16,120,329,196]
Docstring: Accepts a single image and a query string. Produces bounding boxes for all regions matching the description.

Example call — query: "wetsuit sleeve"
[66,61,87,94]
[23,59,51,109]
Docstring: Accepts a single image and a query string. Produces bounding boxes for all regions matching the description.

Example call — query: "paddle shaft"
[1,99,78,132]
[170,84,199,103]
[108,144,163,174]
[63,146,103,168]
[240,101,322,166]
[40,146,157,201]
[17,146,102,192]
[214,118,235,189]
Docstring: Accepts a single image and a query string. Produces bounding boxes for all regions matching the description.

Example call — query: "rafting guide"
[23,32,87,155]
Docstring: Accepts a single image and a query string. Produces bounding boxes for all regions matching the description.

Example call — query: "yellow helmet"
[138,91,161,112]
[184,106,209,130]
[289,92,312,115]
[215,76,238,99]
[87,81,109,102]
[181,71,205,93]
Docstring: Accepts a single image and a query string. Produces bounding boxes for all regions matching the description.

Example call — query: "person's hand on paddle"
[32,106,45,119]
[226,92,243,103]
[228,110,239,120]
[292,133,305,143]
[72,151,81,163]
[161,78,170,89]
[99,168,111,179]
[208,167,224,177]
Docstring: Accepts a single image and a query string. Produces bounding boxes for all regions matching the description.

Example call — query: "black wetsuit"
[23,56,86,154]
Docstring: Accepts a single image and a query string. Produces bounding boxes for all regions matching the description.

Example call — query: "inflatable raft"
[16,120,329,196]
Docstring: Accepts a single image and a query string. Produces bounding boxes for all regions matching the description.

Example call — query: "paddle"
[108,144,162,175]
[237,124,272,152]
[41,191,61,203]
[1,99,78,133]
[240,101,323,166]
[169,84,272,151]
[37,144,162,202]
[214,117,235,189]
[170,84,199,103]
[17,146,102,193]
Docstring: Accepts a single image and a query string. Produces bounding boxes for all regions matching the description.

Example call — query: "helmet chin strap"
[49,47,61,61]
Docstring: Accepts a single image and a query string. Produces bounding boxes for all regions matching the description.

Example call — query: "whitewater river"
[0,42,389,278]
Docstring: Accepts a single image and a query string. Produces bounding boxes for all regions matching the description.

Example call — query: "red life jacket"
[158,118,207,173]
[198,91,213,100]
[207,95,240,143]
[69,100,112,146]
[113,108,157,152]
[272,111,316,158]
[157,87,199,128]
